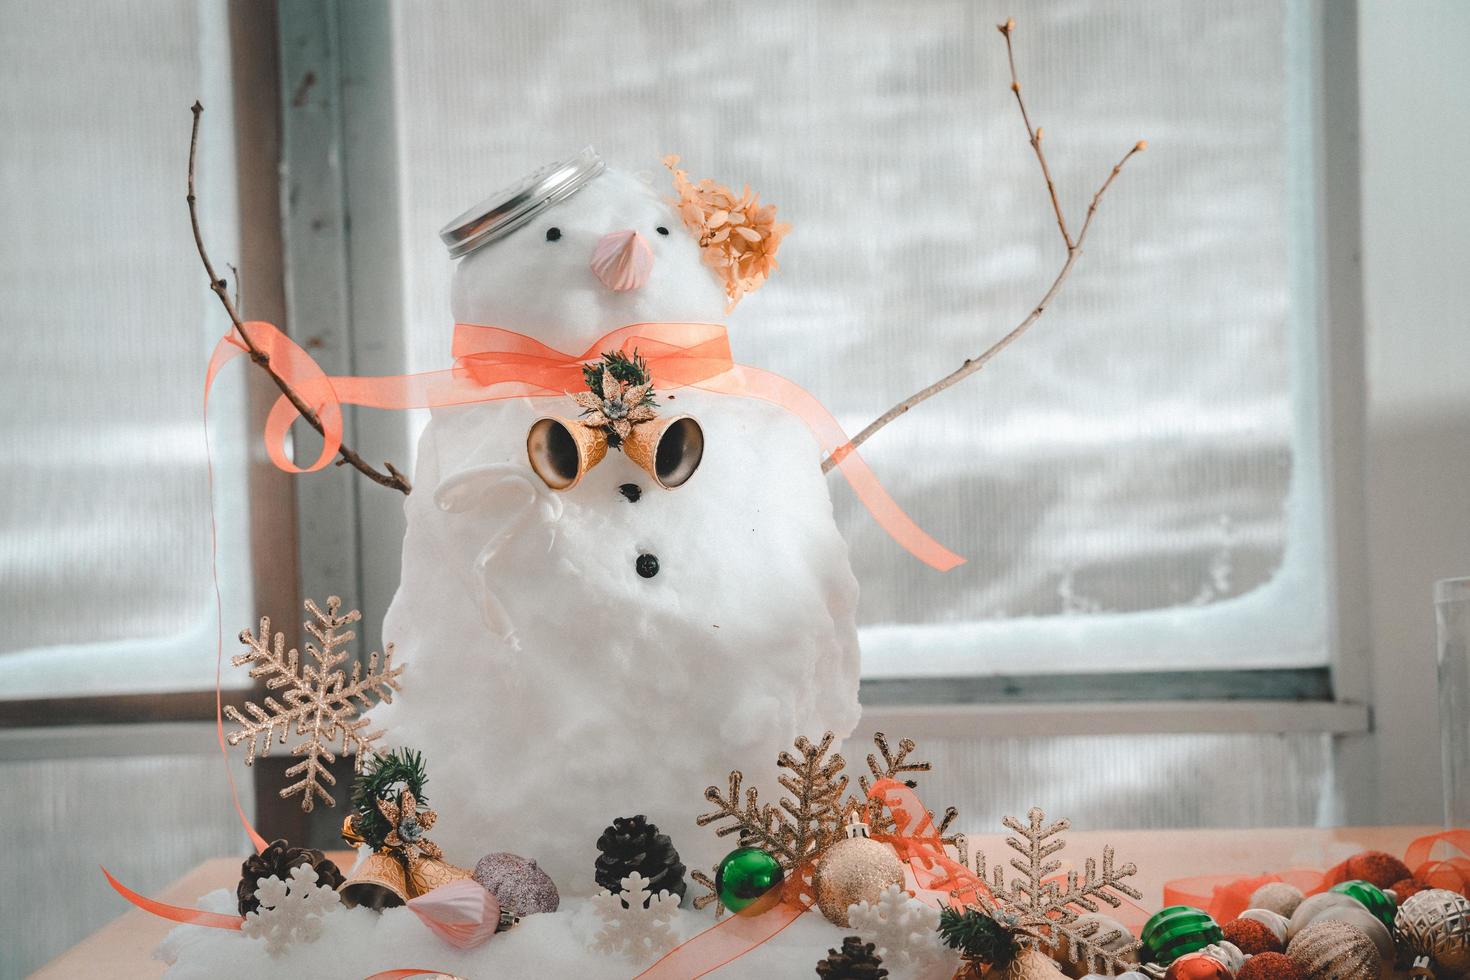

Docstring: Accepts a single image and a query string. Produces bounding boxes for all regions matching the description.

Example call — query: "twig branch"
[820,20,1144,475]
[225,262,241,310]
[1002,19,1073,251]
[189,101,411,494]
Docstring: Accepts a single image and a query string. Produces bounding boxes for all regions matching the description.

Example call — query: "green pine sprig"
[939,905,1018,966]
[349,747,429,850]
[583,350,656,405]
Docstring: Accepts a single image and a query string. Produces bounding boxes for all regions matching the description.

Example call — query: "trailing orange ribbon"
[210,320,964,572]
[101,866,245,931]
[1163,829,1470,923]
[636,778,988,979]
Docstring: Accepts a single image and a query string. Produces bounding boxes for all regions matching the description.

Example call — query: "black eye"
[545,227,561,242]
[655,226,669,236]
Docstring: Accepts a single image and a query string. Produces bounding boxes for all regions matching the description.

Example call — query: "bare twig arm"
[820,22,1144,475]
[1001,18,1073,251]
[188,101,411,494]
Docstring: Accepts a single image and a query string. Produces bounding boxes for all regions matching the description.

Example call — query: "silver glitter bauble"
[1395,888,1470,979]
[471,851,559,916]
[1250,882,1306,918]
[1293,902,1395,964]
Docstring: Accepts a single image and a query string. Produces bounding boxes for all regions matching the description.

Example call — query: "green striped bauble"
[1141,906,1224,965]
[1331,879,1397,929]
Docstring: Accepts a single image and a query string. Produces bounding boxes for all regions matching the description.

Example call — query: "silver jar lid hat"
[439,146,606,258]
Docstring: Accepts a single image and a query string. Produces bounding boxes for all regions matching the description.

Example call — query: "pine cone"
[237,838,345,914]
[816,936,889,979]
[593,815,687,902]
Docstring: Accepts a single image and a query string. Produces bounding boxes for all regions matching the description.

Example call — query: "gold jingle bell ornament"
[812,811,905,927]
[339,788,471,909]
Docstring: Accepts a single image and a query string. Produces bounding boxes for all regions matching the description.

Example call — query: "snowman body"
[373,165,861,893]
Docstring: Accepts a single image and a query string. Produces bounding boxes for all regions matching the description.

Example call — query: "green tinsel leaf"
[583,350,656,405]
[349,747,429,851]
[939,905,1017,965]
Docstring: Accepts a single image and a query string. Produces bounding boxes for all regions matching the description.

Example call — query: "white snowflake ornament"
[240,864,341,956]
[847,885,962,980]
[589,871,681,963]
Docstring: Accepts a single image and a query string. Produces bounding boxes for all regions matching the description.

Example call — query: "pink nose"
[590,229,654,291]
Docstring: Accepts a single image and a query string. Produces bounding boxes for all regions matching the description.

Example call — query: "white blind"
[384,0,1325,673]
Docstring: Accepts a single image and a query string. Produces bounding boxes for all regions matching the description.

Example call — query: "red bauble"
[1224,916,1285,955]
[1389,876,1429,901]
[1165,953,1233,980]
[1342,850,1412,889]
[1239,952,1305,980]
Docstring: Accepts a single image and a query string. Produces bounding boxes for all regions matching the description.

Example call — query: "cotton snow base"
[155,888,917,979]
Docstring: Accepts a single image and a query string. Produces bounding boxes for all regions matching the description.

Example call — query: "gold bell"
[526,417,608,490]
[622,415,704,489]
[339,851,411,910]
[406,857,474,897]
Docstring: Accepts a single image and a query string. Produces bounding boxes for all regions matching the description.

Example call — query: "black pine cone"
[237,838,345,915]
[816,936,889,979]
[593,814,687,902]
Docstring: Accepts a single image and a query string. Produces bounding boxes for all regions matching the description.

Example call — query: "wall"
[1358,0,1470,823]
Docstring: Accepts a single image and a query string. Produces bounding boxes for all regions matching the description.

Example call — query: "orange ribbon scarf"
[209,320,965,572]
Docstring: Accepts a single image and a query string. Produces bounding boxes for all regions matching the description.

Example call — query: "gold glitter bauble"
[811,832,905,927]
[1395,888,1470,978]
[1286,919,1380,980]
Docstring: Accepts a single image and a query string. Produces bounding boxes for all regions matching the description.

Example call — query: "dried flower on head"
[663,155,790,309]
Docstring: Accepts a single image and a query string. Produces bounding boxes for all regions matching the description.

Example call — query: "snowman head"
[445,149,785,352]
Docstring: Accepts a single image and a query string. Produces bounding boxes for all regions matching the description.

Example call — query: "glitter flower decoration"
[378,788,444,871]
[664,155,790,308]
[575,354,658,444]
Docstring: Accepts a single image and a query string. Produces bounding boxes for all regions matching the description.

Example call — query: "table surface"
[33,826,1443,979]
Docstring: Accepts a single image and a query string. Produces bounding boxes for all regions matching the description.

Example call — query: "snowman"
[371,148,862,894]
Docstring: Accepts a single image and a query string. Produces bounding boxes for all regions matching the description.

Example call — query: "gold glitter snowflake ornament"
[974,807,1143,975]
[225,596,404,810]
[692,731,964,915]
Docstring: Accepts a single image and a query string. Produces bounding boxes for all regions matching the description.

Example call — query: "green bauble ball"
[715,846,784,915]
[1142,906,1224,965]
[1332,879,1397,929]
